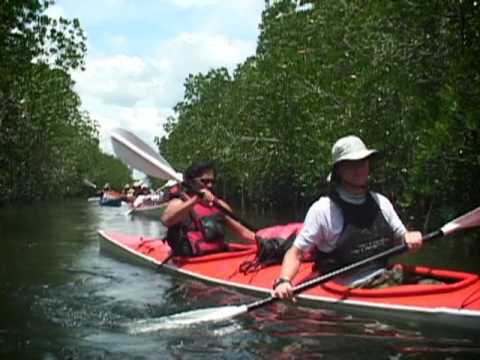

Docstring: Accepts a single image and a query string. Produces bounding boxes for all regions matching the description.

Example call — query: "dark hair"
[331,152,382,185]
[184,160,217,183]
[330,164,341,184]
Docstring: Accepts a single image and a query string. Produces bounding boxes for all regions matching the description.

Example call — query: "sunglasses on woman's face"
[196,177,215,186]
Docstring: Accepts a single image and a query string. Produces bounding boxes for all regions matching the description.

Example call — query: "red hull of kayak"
[98,230,480,330]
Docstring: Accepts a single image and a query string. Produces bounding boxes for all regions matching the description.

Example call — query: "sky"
[48,0,265,154]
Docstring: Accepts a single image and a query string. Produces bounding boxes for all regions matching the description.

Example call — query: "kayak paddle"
[111,128,184,183]
[83,178,97,189]
[110,128,256,231]
[126,205,480,333]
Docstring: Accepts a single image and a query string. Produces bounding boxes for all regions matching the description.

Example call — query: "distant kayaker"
[99,183,121,199]
[273,135,423,299]
[132,181,143,197]
[161,160,255,256]
[132,183,163,208]
[96,182,109,197]
[124,182,138,203]
[121,183,132,202]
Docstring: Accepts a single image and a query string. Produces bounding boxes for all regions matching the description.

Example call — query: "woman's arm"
[215,198,256,243]
[161,188,217,226]
[224,216,256,244]
[161,196,198,226]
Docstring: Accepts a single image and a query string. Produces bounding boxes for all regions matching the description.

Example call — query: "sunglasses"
[196,177,216,185]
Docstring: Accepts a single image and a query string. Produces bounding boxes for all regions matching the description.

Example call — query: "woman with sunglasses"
[161,160,255,256]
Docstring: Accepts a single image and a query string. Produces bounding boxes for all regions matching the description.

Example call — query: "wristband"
[273,277,292,289]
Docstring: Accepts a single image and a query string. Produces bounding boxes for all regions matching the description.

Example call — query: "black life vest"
[315,191,401,272]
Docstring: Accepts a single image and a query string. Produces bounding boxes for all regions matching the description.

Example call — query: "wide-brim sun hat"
[161,179,178,189]
[332,135,378,164]
[327,135,379,182]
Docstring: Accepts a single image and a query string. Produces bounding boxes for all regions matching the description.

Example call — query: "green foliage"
[86,152,133,194]
[158,0,480,224]
[0,0,131,203]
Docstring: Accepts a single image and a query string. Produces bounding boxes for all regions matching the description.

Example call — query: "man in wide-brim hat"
[273,135,423,298]
[327,135,379,185]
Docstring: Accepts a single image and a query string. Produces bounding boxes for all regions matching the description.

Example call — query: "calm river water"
[1,199,479,359]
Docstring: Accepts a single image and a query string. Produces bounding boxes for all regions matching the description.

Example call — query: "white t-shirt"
[294,190,407,285]
[133,194,162,208]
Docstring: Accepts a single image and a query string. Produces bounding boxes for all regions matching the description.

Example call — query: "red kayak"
[98,229,480,331]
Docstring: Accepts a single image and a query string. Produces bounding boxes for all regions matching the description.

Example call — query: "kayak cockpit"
[318,265,479,298]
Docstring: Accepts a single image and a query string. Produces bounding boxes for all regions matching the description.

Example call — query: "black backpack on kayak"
[239,223,303,273]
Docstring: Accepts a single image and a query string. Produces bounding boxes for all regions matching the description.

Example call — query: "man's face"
[337,158,370,188]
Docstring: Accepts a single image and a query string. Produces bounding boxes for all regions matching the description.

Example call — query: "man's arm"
[272,245,304,300]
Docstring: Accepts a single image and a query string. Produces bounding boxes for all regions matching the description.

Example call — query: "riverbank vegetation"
[0,1,131,204]
[2,1,478,229]
[157,0,480,228]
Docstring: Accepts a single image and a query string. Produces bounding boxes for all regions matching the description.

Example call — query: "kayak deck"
[98,230,480,330]
[128,203,167,218]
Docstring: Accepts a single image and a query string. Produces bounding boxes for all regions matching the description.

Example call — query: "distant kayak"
[99,197,123,207]
[98,228,480,331]
[98,190,124,207]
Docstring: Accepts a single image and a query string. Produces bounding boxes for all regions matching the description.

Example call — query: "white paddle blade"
[161,179,179,189]
[83,179,97,189]
[111,128,183,183]
[441,206,480,236]
[126,305,248,334]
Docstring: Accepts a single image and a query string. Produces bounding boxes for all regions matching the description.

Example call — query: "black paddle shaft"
[245,229,443,312]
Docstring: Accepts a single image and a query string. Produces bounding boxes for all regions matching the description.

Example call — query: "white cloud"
[153,31,255,91]
[73,55,164,107]
[74,30,255,110]
[72,53,174,152]
[61,1,263,155]
[168,31,254,66]
[45,4,65,18]
[92,104,173,154]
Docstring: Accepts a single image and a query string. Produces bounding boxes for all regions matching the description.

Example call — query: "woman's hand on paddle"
[198,189,216,206]
[404,231,423,250]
